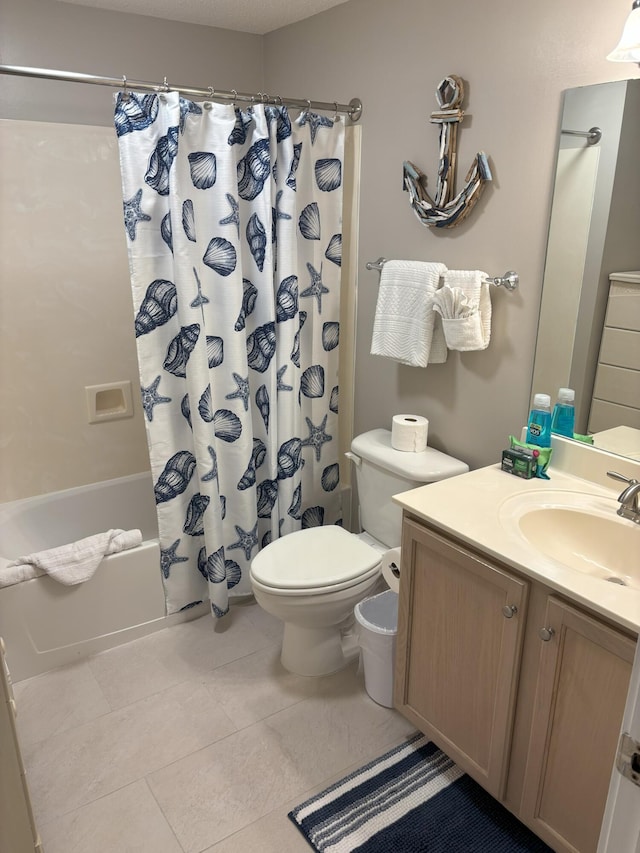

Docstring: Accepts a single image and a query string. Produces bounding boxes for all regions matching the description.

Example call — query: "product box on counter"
[501,448,537,479]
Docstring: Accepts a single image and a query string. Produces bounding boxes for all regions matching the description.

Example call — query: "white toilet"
[249,428,468,676]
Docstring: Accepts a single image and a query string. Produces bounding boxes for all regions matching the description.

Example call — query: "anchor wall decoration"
[403,75,492,229]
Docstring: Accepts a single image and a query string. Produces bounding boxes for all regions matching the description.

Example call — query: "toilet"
[249,428,468,676]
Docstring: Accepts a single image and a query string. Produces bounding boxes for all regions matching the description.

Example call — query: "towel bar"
[366,258,519,291]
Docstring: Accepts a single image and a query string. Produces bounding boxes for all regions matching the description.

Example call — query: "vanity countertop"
[393,459,640,634]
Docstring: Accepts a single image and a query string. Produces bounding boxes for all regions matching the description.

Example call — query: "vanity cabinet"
[394,518,636,853]
[394,518,528,800]
[0,638,43,853]
[520,598,634,853]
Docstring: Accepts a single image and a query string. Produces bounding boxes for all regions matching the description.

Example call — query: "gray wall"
[1,0,638,481]
[0,0,265,500]
[264,0,639,469]
[0,0,264,125]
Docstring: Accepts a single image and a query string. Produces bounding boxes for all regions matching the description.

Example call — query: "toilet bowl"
[249,428,468,677]
[251,526,383,676]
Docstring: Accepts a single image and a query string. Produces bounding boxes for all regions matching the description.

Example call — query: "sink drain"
[606,576,627,586]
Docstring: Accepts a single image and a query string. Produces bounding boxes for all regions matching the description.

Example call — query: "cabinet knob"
[502,604,518,619]
[539,627,555,642]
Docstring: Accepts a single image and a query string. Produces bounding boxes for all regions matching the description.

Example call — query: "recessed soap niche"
[86,381,134,424]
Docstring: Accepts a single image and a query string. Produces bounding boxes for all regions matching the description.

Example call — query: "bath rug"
[288,733,553,852]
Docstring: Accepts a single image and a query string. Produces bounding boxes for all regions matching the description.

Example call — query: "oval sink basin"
[518,508,638,586]
[499,491,640,589]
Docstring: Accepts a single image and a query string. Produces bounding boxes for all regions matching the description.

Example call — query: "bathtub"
[0,473,206,681]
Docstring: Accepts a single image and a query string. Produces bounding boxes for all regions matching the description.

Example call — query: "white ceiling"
[58,0,351,34]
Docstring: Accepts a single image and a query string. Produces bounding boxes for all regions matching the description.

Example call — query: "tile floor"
[13,602,416,852]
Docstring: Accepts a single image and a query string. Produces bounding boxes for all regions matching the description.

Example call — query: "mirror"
[531,78,640,461]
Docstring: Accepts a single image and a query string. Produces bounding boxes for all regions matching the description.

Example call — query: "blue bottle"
[551,387,575,438]
[526,393,552,447]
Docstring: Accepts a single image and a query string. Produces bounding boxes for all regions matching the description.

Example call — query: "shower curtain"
[115,91,345,617]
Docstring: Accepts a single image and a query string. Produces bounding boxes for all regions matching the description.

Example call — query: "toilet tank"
[350,429,468,548]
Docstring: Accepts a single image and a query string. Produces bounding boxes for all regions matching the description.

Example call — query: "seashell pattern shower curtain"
[115,92,345,616]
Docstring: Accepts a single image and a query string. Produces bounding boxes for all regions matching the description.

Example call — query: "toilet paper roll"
[391,414,429,452]
[381,547,401,593]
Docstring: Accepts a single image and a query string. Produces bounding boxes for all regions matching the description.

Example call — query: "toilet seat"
[250,526,381,594]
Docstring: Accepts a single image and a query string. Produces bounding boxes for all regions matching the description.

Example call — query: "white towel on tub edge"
[1,528,143,587]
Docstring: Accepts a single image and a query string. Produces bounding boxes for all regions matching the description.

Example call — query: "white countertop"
[393,443,640,634]
[593,426,640,461]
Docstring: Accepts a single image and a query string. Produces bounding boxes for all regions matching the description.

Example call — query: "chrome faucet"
[607,471,640,524]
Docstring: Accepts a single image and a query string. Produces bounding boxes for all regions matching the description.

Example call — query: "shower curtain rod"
[0,64,363,121]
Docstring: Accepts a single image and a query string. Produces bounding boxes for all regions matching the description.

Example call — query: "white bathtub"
[0,473,206,681]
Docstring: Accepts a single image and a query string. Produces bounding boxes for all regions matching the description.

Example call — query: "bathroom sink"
[499,491,639,589]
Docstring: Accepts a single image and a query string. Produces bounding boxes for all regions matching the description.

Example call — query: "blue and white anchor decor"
[403,75,492,228]
[115,92,345,617]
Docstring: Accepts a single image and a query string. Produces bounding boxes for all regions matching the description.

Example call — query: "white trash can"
[354,589,398,708]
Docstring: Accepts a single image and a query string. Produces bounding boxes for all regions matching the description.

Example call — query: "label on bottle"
[527,410,552,447]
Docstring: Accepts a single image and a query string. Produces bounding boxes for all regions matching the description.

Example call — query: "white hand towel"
[2,528,143,587]
[370,260,448,367]
[439,270,491,351]
[432,286,476,319]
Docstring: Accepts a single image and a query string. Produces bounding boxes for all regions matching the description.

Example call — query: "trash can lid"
[354,589,398,634]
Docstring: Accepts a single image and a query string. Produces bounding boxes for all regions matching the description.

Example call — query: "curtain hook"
[298,98,311,121]
[333,101,339,122]
[275,95,283,106]
[262,92,269,104]
[121,75,129,101]
[163,76,170,92]
[208,86,215,98]
[231,89,238,108]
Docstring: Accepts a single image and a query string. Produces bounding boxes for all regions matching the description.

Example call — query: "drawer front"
[598,327,640,371]
[588,398,640,433]
[592,363,640,408]
[605,283,640,332]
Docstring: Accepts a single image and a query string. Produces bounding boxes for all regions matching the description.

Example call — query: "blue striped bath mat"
[288,733,553,852]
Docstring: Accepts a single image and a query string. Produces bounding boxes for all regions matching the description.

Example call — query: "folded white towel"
[2,528,143,587]
[439,270,491,351]
[370,260,448,367]
[432,286,476,320]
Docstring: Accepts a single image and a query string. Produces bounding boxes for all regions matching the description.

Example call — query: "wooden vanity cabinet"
[394,518,528,800]
[520,597,635,853]
[394,517,636,853]
[0,638,43,853]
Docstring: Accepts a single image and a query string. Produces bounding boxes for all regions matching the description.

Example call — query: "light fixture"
[607,0,640,63]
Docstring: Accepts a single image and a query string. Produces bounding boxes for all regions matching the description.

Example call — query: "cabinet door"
[0,638,43,853]
[520,597,635,853]
[394,519,528,799]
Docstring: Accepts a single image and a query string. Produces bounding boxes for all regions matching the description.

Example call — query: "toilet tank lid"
[350,429,468,482]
